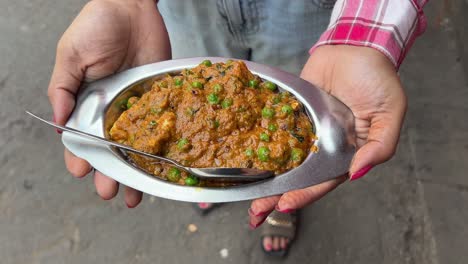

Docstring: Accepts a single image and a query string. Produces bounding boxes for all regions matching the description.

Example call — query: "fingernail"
[52,116,62,134]
[126,203,136,209]
[248,208,269,217]
[249,217,267,230]
[265,243,272,251]
[275,205,295,214]
[350,165,374,181]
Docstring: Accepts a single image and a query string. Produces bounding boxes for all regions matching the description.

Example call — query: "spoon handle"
[25,111,184,169]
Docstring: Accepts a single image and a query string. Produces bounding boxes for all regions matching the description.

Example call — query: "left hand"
[248,45,407,228]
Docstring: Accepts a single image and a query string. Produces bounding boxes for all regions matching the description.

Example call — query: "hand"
[248,45,407,227]
[48,0,171,207]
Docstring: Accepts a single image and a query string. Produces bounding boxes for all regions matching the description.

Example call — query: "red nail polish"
[350,165,373,181]
[265,244,272,251]
[249,216,267,230]
[248,208,269,217]
[52,116,62,134]
[275,205,295,214]
[198,203,209,209]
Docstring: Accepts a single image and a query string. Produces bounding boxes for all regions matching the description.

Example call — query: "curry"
[109,60,317,186]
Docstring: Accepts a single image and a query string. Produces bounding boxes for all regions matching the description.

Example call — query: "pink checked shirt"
[311,0,428,69]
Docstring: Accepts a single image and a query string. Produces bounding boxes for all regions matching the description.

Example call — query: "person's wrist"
[313,45,397,73]
[91,0,157,13]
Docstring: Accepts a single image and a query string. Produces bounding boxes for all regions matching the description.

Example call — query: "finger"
[47,40,84,126]
[250,195,281,215]
[94,170,119,200]
[64,148,92,178]
[124,186,143,208]
[276,175,347,211]
[350,100,406,180]
[248,196,280,228]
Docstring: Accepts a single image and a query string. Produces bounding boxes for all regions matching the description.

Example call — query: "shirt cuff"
[310,0,428,69]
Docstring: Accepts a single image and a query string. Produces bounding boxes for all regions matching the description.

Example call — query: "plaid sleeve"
[310,0,428,69]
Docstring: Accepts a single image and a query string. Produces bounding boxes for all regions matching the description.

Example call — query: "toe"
[272,236,280,251]
[262,236,272,252]
[198,203,213,209]
[280,237,287,250]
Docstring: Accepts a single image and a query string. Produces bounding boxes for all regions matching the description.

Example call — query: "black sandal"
[260,210,297,257]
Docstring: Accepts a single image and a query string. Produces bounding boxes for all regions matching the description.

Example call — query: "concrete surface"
[451,0,468,78]
[0,1,467,263]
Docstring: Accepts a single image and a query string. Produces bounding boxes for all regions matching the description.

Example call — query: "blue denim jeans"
[158,0,333,75]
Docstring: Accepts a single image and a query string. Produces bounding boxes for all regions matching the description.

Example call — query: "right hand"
[48,0,171,207]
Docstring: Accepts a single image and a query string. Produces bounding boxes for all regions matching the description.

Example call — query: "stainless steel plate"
[62,57,356,203]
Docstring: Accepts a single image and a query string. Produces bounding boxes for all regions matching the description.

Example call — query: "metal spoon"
[26,111,274,182]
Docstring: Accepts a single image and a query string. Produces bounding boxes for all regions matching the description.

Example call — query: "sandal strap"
[265,216,294,228]
[260,211,297,240]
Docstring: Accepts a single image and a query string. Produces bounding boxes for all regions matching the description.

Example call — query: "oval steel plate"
[62,57,356,203]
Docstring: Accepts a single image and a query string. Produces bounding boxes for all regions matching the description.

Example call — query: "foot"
[197,203,214,210]
[192,202,219,216]
[260,211,297,257]
[262,236,289,253]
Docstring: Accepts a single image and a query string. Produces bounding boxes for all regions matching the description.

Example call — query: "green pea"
[177,138,189,150]
[281,105,293,114]
[221,98,233,109]
[167,168,181,182]
[257,146,270,162]
[213,83,223,93]
[185,175,199,186]
[201,59,212,67]
[280,91,290,99]
[207,93,220,104]
[191,81,204,89]
[291,148,305,162]
[126,96,139,109]
[272,96,281,105]
[245,148,254,157]
[264,81,277,91]
[248,79,259,88]
[149,120,157,126]
[260,133,270,142]
[262,107,275,119]
[268,123,277,132]
[174,78,183,87]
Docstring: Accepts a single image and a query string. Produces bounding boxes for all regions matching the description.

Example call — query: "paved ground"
[0,1,467,263]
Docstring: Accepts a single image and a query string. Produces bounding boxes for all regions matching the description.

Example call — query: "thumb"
[47,44,84,125]
[349,109,406,180]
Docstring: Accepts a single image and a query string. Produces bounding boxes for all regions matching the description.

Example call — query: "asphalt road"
[1,1,467,263]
